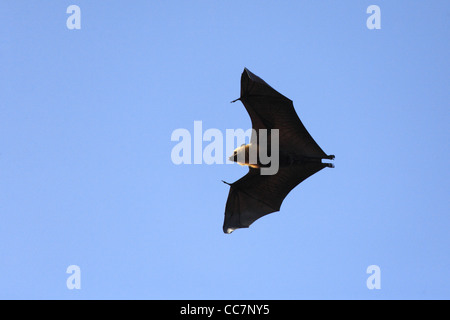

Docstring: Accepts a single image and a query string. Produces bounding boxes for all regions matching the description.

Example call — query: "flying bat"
[223,68,334,234]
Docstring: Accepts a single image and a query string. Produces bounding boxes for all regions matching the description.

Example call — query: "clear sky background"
[0,1,449,299]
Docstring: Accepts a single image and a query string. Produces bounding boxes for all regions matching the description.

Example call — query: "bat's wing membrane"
[240,68,327,158]
[223,162,327,233]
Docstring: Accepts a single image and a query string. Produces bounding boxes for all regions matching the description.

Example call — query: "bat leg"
[322,155,335,168]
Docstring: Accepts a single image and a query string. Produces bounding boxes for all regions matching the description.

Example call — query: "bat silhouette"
[223,68,334,234]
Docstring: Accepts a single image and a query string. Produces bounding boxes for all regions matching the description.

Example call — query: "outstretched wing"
[239,68,327,158]
[223,163,327,233]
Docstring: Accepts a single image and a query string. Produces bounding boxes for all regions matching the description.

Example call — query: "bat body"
[223,68,334,234]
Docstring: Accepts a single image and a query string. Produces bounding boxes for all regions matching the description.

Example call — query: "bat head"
[228,144,259,168]
[228,144,245,162]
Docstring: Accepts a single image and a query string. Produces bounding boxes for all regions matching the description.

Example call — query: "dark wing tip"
[242,67,268,85]
[240,68,292,104]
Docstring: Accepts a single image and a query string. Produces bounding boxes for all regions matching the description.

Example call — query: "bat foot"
[325,163,334,168]
[325,154,335,160]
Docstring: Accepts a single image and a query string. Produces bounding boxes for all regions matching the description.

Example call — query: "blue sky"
[0,1,449,299]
